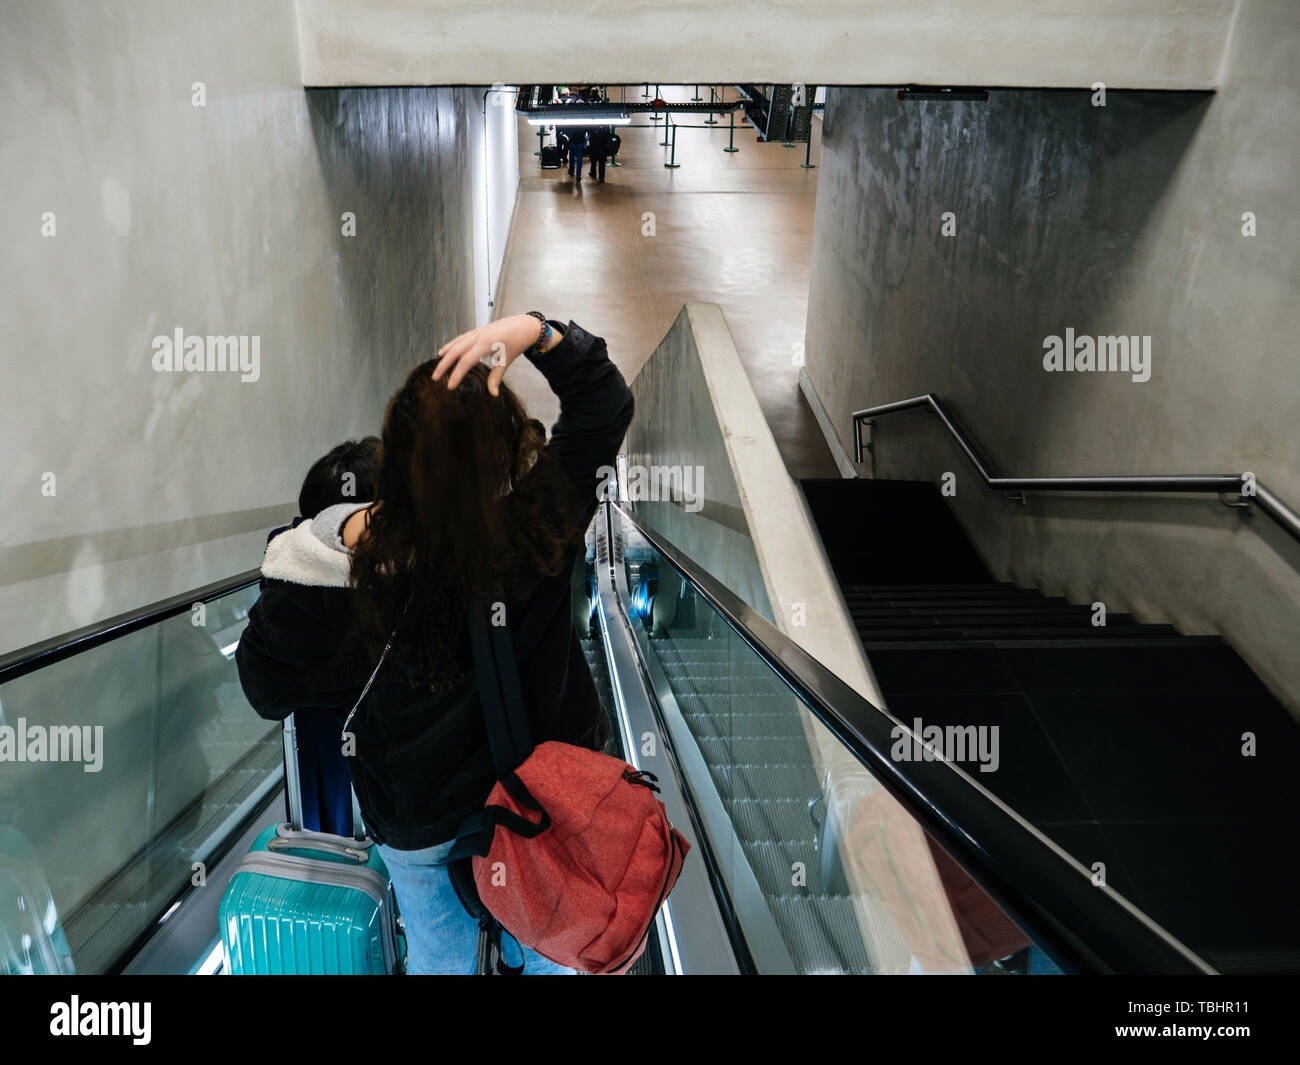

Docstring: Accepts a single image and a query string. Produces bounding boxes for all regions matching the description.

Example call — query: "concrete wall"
[624,308,775,627]
[626,302,887,707]
[0,1,515,655]
[470,86,522,326]
[295,0,1237,90]
[801,0,1300,713]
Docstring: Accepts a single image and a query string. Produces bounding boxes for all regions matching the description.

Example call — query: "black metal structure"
[852,394,1300,546]
[734,84,822,142]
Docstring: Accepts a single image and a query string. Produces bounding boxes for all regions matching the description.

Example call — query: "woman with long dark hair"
[236,313,634,974]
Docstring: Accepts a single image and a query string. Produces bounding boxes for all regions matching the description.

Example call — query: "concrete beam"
[295,0,1237,90]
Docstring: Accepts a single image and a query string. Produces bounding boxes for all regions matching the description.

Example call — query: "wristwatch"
[523,310,552,357]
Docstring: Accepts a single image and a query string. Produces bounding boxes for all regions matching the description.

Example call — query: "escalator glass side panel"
[0,582,280,974]
[611,507,1065,975]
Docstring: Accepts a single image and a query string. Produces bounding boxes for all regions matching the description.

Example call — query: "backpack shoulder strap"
[466,599,536,780]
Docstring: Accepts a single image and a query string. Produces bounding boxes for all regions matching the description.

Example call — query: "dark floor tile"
[1000,643,1268,695]
[888,693,1092,824]
[869,648,1021,695]
[1098,820,1300,972]
[801,479,992,585]
[1024,690,1300,822]
[1033,821,1152,917]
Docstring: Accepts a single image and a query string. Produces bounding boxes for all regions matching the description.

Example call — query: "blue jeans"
[378,840,573,975]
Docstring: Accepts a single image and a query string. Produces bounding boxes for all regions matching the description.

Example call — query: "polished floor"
[495,84,837,478]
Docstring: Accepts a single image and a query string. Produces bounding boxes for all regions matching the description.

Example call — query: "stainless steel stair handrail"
[851,394,1300,545]
[612,501,1214,974]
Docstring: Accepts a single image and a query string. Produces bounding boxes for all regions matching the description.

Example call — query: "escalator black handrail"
[612,501,1214,974]
[851,393,1300,545]
[0,569,261,685]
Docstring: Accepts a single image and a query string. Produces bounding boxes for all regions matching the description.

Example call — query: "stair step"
[849,613,1142,628]
[848,604,1093,617]
[727,796,820,844]
[842,582,1030,594]
[714,763,821,802]
[844,596,1073,610]
[696,735,819,767]
[855,625,1185,642]
[682,709,809,741]
[742,839,831,897]
[767,896,874,975]
[860,635,1222,652]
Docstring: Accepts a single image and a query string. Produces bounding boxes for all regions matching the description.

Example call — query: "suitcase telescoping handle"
[283,714,304,831]
[269,823,373,863]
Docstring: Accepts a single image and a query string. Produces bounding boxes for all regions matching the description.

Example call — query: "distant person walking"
[587,126,611,183]
[567,126,588,182]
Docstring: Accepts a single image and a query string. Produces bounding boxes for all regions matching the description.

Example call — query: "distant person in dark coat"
[288,437,381,836]
[567,126,588,182]
[587,126,611,183]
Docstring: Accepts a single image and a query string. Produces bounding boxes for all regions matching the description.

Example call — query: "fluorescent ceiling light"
[527,115,631,126]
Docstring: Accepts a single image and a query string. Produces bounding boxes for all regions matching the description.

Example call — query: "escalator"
[651,636,870,971]
[0,502,1219,975]
[0,575,283,975]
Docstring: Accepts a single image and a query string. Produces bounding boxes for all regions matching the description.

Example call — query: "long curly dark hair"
[350,359,579,690]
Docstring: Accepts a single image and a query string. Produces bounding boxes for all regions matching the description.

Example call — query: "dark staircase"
[801,477,1300,974]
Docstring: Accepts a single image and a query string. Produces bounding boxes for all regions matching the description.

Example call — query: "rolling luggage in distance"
[540,144,562,169]
[218,712,405,974]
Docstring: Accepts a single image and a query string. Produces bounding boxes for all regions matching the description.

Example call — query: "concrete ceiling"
[295,0,1240,90]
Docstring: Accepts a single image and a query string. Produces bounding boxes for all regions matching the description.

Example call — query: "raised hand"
[433,314,557,396]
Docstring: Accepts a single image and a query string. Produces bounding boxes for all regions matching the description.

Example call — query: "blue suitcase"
[219,822,404,974]
[219,711,405,975]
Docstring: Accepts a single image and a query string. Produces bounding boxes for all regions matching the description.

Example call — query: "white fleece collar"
[261,519,351,588]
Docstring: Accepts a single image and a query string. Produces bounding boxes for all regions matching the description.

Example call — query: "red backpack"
[448,601,689,975]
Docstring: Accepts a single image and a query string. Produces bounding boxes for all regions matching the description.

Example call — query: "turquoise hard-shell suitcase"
[219,822,404,974]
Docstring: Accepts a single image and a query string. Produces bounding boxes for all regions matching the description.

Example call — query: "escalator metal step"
[695,734,821,767]
[673,693,797,719]
[679,709,808,741]
[726,796,819,845]
[653,634,877,974]
[741,838,831,897]
[767,896,874,975]
[713,763,820,802]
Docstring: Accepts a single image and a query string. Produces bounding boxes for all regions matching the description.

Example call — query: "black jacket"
[235,321,633,849]
[587,127,611,157]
